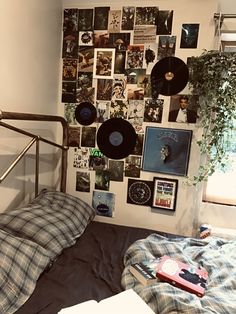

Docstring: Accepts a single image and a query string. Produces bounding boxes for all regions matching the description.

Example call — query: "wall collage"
[61,6,200,218]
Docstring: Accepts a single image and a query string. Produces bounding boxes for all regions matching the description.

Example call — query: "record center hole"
[165,71,174,81]
[109,131,123,146]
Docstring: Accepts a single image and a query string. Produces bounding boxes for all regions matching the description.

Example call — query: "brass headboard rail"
[0,110,68,195]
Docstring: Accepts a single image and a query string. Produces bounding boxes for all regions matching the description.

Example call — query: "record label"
[75,102,97,125]
[151,56,189,97]
[97,118,137,159]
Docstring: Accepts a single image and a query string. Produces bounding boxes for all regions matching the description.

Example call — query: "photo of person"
[112,78,126,100]
[168,95,199,123]
[121,6,135,30]
[93,48,115,79]
[144,99,164,123]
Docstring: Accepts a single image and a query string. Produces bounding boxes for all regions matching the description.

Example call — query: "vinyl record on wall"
[151,56,189,97]
[97,118,137,159]
[75,102,97,125]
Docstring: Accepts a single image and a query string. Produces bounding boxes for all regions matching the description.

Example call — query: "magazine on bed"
[156,255,208,297]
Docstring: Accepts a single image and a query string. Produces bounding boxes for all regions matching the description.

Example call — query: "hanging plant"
[188,50,236,184]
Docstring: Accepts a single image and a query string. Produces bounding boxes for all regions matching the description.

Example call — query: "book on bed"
[58,289,155,313]
[129,258,160,285]
[156,255,208,297]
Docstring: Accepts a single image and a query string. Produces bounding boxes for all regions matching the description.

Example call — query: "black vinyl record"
[97,118,137,159]
[151,56,189,97]
[75,102,97,125]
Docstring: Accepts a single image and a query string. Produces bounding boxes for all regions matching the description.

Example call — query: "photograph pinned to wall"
[121,6,135,30]
[133,26,157,45]
[152,177,178,211]
[78,9,93,31]
[127,178,154,206]
[110,100,128,119]
[62,34,78,59]
[108,10,121,32]
[77,72,93,88]
[135,7,158,25]
[62,59,77,81]
[78,47,94,72]
[137,74,151,97]
[97,79,113,100]
[73,147,90,169]
[92,190,115,217]
[108,160,124,182]
[95,101,110,123]
[95,170,110,191]
[127,99,144,133]
[142,127,192,176]
[79,31,93,46]
[63,9,78,33]
[108,33,131,51]
[144,98,164,123]
[156,10,173,35]
[64,103,78,125]
[94,6,110,31]
[76,171,90,192]
[81,126,96,147]
[94,31,109,48]
[143,43,158,74]
[168,94,199,123]
[157,35,176,61]
[93,48,115,79]
[68,126,80,147]
[180,24,200,49]
[124,155,141,178]
[131,133,144,156]
[112,76,126,100]
[89,148,108,171]
[62,82,77,103]
[114,51,126,74]
[125,68,145,84]
[126,85,144,100]
[126,45,144,69]
[76,86,94,104]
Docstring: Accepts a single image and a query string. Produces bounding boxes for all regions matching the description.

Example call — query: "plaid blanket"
[0,229,50,314]
[121,234,236,314]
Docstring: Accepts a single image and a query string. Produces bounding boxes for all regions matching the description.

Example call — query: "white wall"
[63,0,220,236]
[0,0,62,211]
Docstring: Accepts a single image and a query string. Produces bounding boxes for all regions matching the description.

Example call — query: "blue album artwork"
[92,191,115,217]
[142,127,192,176]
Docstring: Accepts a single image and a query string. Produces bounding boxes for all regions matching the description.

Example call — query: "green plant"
[188,50,236,184]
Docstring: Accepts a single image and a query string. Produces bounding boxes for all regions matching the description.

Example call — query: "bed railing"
[0,110,68,195]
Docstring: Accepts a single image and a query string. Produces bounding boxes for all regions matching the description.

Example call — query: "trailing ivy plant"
[188,50,236,184]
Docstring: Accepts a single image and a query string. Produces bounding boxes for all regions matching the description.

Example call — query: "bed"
[1,111,236,314]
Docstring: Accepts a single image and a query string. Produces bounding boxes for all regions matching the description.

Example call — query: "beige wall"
[0,0,62,211]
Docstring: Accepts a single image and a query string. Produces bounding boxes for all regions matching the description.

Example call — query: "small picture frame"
[93,48,115,79]
[152,177,178,211]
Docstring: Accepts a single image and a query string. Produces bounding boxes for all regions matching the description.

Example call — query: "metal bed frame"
[0,110,68,195]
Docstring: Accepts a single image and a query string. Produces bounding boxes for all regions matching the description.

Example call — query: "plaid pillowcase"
[0,189,95,259]
[0,229,50,314]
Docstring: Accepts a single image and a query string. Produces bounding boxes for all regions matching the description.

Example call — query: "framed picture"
[142,127,192,176]
[127,178,154,206]
[93,48,115,79]
[152,177,178,211]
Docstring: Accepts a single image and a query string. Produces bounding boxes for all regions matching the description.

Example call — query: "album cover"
[142,127,192,176]
[144,99,163,123]
[81,126,96,147]
[92,191,115,217]
[89,148,108,171]
[157,36,176,61]
[127,178,154,206]
[95,170,110,191]
[76,171,90,192]
[169,94,199,123]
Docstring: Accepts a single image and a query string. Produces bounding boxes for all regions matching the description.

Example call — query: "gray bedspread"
[121,234,236,313]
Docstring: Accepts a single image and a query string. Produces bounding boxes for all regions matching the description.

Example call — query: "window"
[203,126,236,206]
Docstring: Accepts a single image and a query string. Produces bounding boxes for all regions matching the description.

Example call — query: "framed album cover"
[152,177,178,211]
[142,127,192,176]
[127,178,154,206]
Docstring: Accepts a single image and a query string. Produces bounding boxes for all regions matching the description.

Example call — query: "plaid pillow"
[0,189,95,259]
[0,229,50,314]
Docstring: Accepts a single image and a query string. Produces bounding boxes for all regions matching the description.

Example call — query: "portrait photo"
[168,94,199,123]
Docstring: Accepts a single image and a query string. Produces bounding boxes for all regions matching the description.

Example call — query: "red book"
[156,255,208,297]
